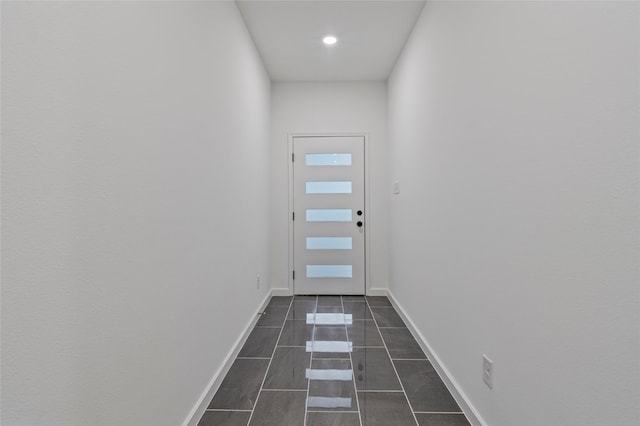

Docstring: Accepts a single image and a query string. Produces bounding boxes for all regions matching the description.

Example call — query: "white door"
[293,136,365,295]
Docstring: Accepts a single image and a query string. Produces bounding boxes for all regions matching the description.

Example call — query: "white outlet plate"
[482,354,493,389]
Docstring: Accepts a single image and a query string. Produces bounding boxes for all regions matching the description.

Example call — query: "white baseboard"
[273,287,387,296]
[182,291,272,426]
[366,287,389,296]
[387,291,486,426]
[271,287,293,296]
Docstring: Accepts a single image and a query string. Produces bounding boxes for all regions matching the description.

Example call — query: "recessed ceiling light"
[323,35,337,45]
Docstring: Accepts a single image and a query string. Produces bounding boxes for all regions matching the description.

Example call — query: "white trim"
[287,133,371,296]
[287,135,295,295]
[386,291,487,426]
[363,132,372,297]
[366,287,388,297]
[272,287,293,296]
[181,291,272,426]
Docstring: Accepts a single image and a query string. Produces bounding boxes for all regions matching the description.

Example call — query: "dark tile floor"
[198,295,470,426]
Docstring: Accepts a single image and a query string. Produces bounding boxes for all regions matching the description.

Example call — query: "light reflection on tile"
[309,376,358,412]
[307,313,353,325]
[203,294,464,426]
[307,340,353,353]
[306,368,353,381]
[307,396,353,409]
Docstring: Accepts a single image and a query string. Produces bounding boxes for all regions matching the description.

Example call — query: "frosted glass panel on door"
[306,153,352,166]
[306,181,352,194]
[306,209,352,222]
[306,265,353,278]
[306,237,352,250]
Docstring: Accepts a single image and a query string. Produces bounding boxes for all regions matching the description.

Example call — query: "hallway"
[2,1,638,425]
[198,296,469,426]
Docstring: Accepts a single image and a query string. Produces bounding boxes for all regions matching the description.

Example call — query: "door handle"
[357,221,363,227]
[357,210,363,216]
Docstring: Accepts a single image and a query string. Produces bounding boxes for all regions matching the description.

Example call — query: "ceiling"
[236,1,426,82]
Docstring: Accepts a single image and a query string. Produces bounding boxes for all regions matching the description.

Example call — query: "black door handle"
[357,210,363,216]
[357,221,363,227]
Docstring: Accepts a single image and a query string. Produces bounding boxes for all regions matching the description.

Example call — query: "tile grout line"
[303,295,319,426]
[245,296,295,426]
[343,295,364,426]
[366,297,421,426]
[413,411,465,414]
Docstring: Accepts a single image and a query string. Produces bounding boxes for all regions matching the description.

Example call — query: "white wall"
[270,82,389,294]
[388,2,639,426]
[1,2,271,425]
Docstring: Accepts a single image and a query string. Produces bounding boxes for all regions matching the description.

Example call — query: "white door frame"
[288,133,372,295]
